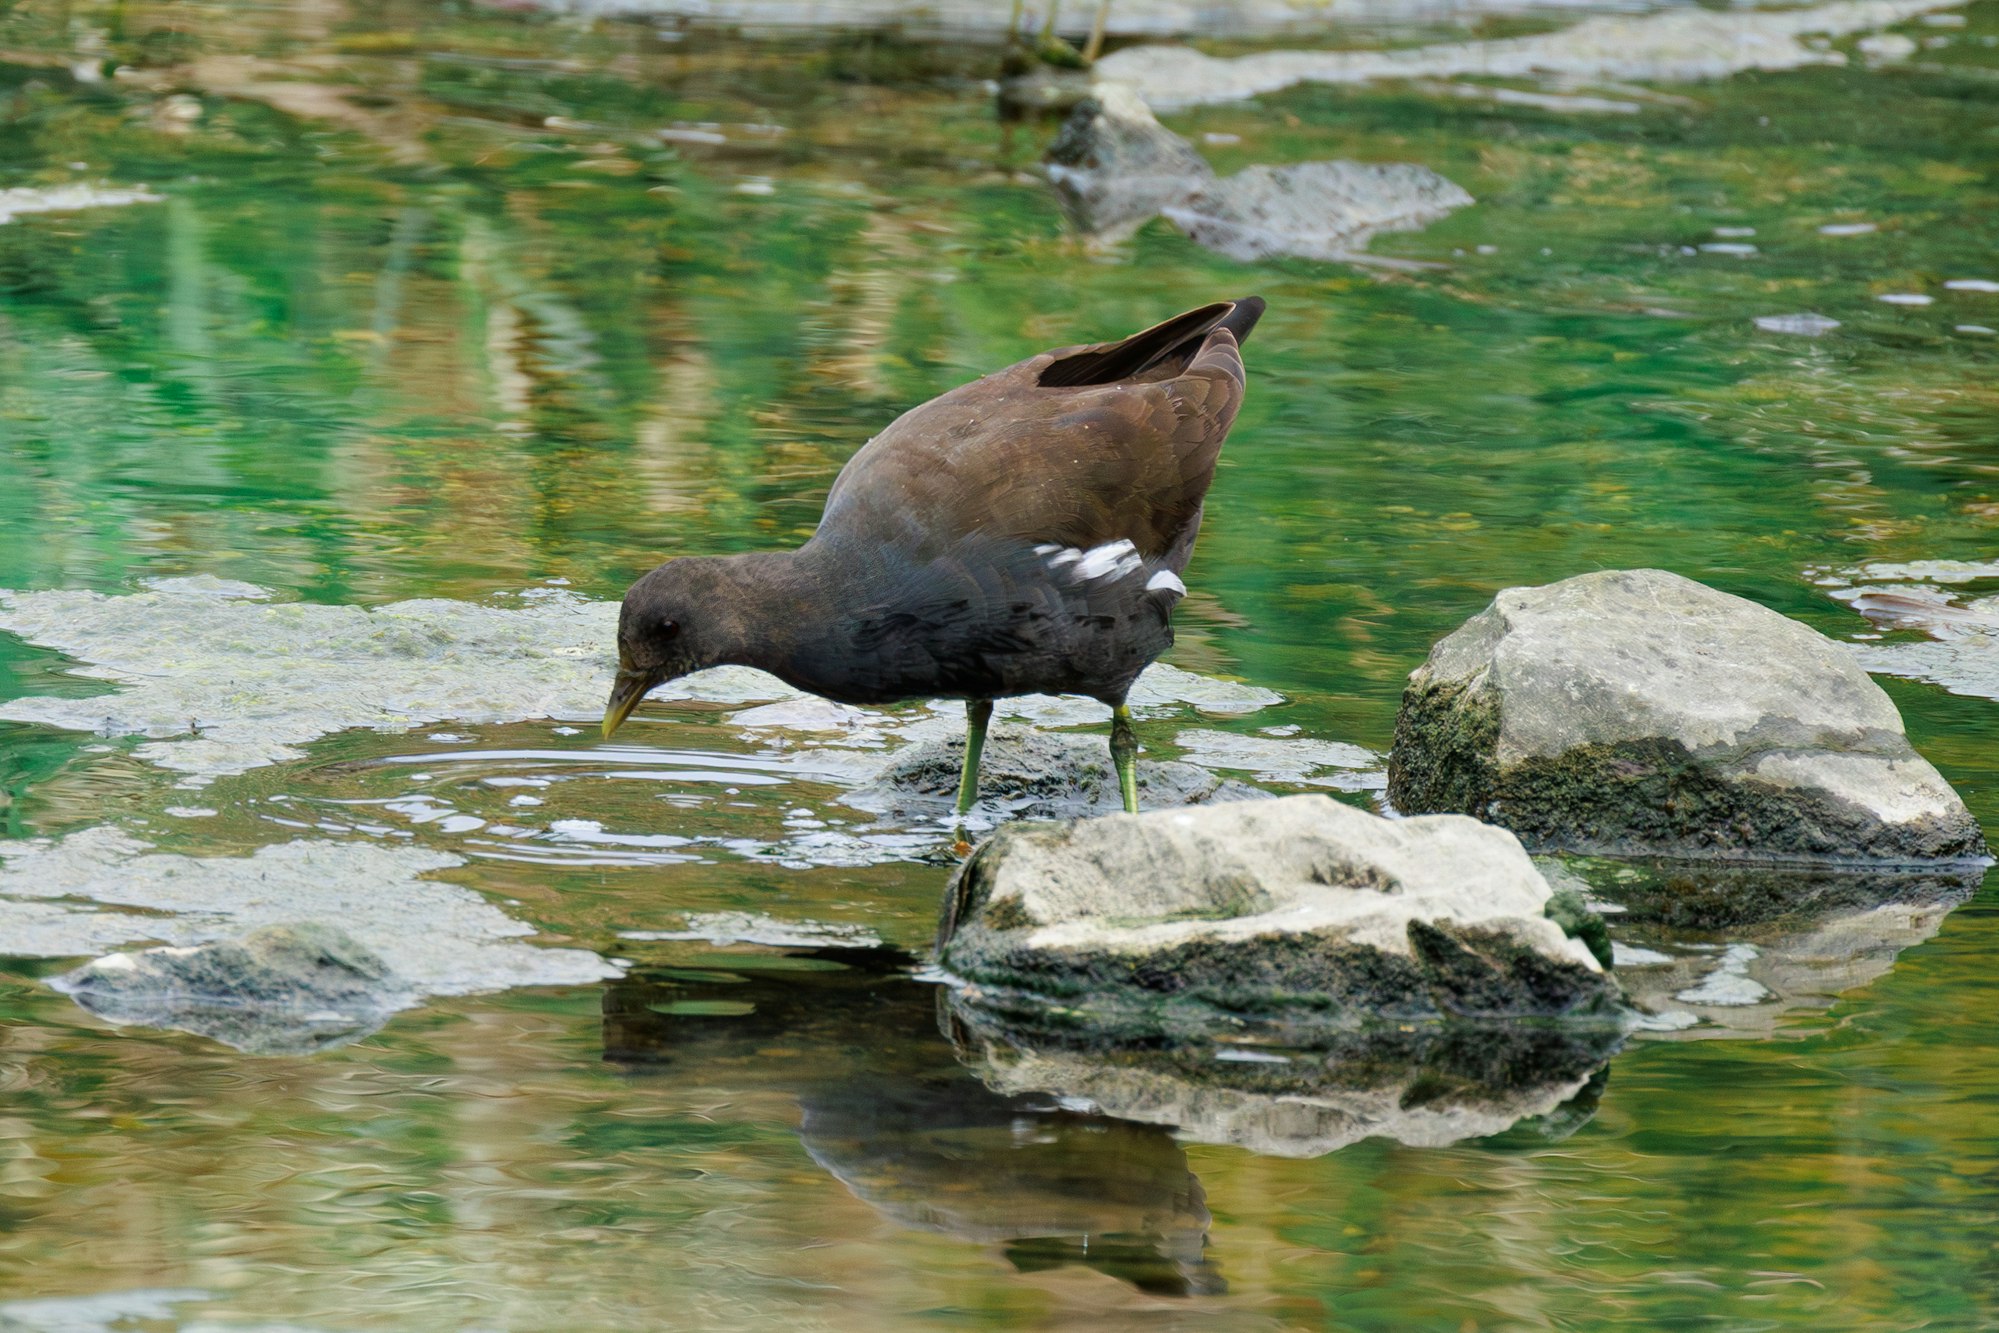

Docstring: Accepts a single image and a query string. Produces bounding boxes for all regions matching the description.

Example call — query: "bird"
[602,296,1264,819]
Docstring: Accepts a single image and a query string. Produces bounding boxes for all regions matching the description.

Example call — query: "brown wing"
[817,299,1259,562]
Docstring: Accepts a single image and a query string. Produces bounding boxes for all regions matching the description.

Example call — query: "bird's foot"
[1110,703,1140,815]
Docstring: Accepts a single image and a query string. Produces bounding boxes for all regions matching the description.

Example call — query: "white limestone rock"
[936,793,1615,1041]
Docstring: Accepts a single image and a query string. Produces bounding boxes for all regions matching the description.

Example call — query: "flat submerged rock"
[0,827,617,1045]
[55,923,406,1054]
[937,793,1616,1044]
[846,726,1264,822]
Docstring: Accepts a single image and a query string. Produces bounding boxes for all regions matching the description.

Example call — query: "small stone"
[55,923,407,1054]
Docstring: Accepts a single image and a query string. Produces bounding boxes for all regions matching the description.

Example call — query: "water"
[2,0,1998,1325]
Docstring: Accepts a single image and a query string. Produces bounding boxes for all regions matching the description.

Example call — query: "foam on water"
[620,912,884,949]
[0,578,1282,780]
[0,826,618,994]
[0,183,164,225]
[1756,313,1842,335]
[1172,729,1384,789]
[0,1288,211,1333]
[1814,561,1999,702]
[1094,0,1965,109]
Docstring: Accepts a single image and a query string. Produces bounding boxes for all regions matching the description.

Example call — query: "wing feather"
[817,316,1249,564]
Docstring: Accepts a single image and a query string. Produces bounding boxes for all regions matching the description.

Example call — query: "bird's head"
[601,559,730,739]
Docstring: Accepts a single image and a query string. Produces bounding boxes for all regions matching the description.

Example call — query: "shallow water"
[2,0,1998,1326]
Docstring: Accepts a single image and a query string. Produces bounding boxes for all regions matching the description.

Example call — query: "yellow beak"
[601,668,655,739]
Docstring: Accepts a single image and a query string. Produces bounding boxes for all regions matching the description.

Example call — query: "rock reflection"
[601,940,1628,1292]
[1548,857,1986,1037]
[601,950,1222,1295]
[945,993,1621,1159]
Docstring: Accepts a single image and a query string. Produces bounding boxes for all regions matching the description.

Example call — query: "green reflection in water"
[0,0,1996,1325]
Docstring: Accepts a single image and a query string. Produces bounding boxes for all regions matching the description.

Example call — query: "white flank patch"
[1146,569,1188,597]
[1071,539,1143,582]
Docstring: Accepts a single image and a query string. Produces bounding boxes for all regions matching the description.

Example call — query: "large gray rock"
[936,794,1617,1042]
[54,922,409,1054]
[1389,569,1989,865]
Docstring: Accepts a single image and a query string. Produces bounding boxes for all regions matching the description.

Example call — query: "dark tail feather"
[1038,296,1267,388]
[1216,295,1265,345]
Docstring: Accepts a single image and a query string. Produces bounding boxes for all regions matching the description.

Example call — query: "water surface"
[2,0,1997,1326]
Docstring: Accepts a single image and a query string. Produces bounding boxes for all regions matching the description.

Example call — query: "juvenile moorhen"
[602,296,1264,816]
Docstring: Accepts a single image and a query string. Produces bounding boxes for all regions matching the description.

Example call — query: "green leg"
[1110,703,1139,814]
[956,699,994,817]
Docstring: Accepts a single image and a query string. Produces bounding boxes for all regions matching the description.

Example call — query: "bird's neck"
[691,547,835,680]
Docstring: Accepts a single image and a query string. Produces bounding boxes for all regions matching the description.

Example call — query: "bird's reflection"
[601,948,1223,1295]
[601,942,1622,1296]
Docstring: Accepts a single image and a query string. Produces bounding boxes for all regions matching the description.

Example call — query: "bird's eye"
[656,617,680,639]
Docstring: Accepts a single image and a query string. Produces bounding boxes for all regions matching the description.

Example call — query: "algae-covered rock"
[1042,83,1471,261]
[845,726,1261,823]
[55,922,409,1054]
[936,793,1616,1042]
[1388,569,1988,865]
